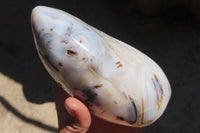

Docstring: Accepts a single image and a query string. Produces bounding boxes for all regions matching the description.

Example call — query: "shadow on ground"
[0,96,57,132]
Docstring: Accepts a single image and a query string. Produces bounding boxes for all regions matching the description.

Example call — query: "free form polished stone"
[31,6,171,127]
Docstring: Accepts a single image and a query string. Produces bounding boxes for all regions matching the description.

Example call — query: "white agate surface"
[31,6,171,127]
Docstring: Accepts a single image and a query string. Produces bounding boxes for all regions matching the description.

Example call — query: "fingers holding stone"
[59,97,91,133]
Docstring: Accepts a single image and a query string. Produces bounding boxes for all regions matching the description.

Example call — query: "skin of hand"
[54,82,142,133]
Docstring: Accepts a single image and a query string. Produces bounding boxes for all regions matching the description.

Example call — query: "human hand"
[54,82,142,133]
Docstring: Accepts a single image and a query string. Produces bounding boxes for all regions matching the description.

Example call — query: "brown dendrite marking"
[82,57,86,60]
[113,101,118,104]
[152,74,164,109]
[74,89,98,108]
[86,27,89,31]
[94,84,103,89]
[116,61,120,64]
[60,40,68,44]
[154,74,159,81]
[116,61,123,68]
[66,50,78,56]
[117,64,123,68]
[58,62,63,67]
[82,89,97,102]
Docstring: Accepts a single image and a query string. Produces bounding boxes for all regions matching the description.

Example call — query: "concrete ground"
[0,0,200,133]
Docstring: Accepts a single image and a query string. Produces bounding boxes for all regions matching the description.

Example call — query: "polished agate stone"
[31,6,171,127]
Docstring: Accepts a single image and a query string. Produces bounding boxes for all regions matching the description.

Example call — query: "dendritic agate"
[31,6,171,127]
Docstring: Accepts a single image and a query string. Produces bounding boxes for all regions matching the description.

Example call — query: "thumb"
[59,97,91,133]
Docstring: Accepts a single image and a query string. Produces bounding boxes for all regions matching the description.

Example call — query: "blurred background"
[0,0,200,132]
